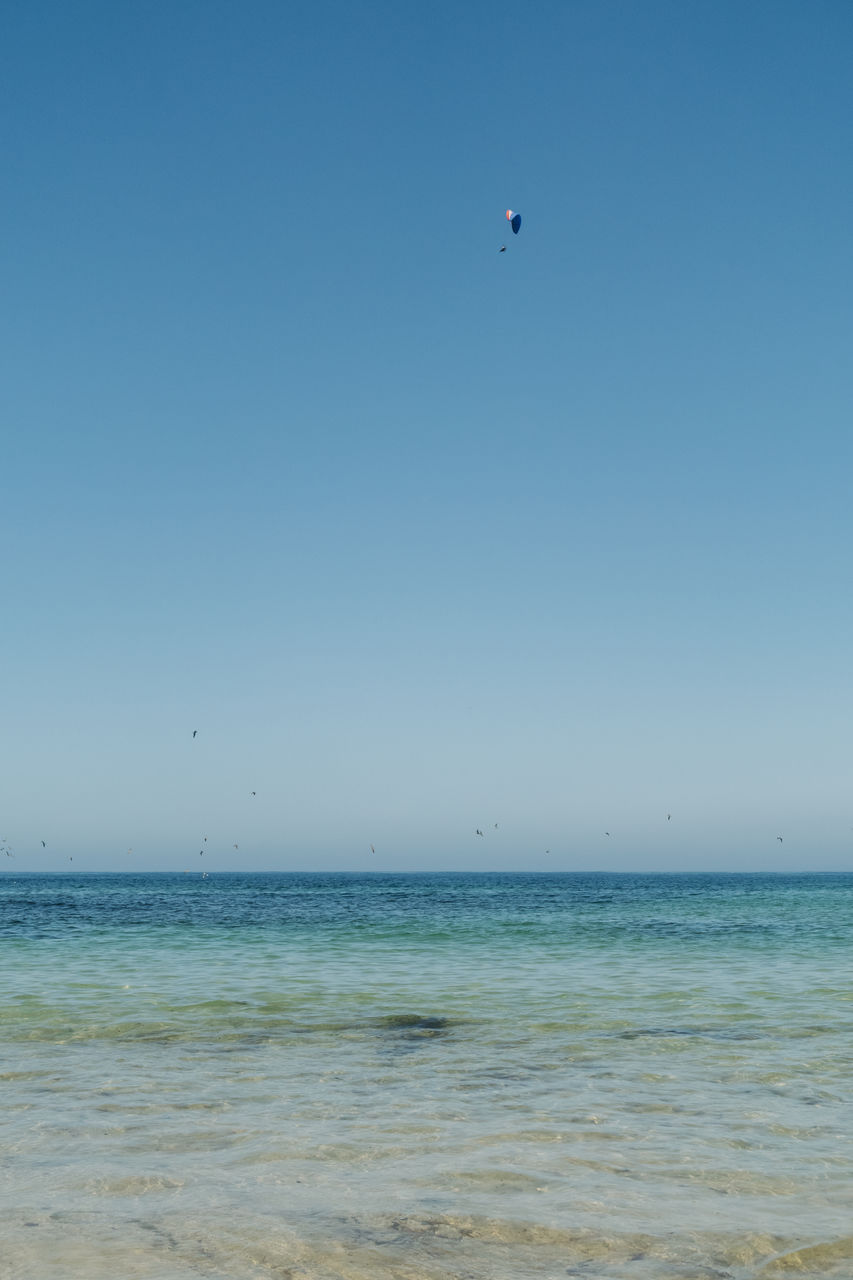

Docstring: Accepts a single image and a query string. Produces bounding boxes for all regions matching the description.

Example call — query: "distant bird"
[370,844,375,853]
[667,814,671,822]
[605,831,611,837]
[41,840,46,847]
[251,791,256,797]
[777,835,783,843]
[199,850,203,856]
[475,829,484,837]
[193,730,198,739]
[233,843,239,850]
[203,836,207,843]
[499,245,506,253]
[494,823,499,829]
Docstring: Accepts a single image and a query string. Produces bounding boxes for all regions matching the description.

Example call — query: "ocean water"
[1,871,851,1280]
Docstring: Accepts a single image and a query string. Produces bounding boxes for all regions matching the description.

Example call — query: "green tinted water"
[2,872,851,1278]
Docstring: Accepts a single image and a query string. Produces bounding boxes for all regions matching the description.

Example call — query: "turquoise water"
[2,872,852,1279]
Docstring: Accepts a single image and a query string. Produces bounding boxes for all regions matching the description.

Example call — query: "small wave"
[760,1235,853,1274]
[85,1174,183,1195]
[618,1024,763,1041]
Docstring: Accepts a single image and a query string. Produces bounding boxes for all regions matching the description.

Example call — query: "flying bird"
[499,244,506,253]
[41,840,46,847]
[251,791,256,797]
[370,844,375,854]
[777,835,783,843]
[475,829,484,837]
[192,730,198,739]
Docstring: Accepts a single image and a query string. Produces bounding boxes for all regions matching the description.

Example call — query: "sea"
[1,871,851,1280]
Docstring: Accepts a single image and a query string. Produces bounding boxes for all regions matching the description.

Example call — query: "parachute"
[506,209,521,234]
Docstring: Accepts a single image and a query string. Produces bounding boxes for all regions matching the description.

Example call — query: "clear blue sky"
[3,1,851,871]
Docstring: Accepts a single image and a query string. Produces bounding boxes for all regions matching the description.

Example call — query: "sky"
[2,0,852,872]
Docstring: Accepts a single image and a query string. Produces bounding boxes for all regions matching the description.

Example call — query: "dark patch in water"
[377,1013,452,1039]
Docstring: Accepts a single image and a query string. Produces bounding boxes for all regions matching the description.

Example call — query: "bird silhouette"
[192,730,198,738]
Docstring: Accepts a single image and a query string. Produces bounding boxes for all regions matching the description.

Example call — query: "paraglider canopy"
[506,209,521,234]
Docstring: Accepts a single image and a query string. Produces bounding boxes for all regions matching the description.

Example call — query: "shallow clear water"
[2,871,851,1279]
